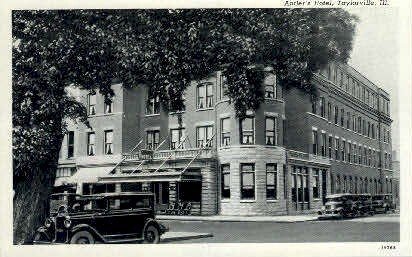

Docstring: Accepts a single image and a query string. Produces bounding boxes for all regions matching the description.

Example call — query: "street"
[160,214,399,243]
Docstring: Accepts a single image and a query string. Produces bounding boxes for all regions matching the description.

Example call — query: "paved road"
[160,214,399,243]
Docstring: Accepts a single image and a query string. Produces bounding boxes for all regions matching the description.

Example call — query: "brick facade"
[55,62,394,216]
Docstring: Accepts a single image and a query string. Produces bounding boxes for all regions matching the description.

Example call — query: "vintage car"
[33,192,168,244]
[352,193,374,216]
[372,194,396,213]
[317,193,358,219]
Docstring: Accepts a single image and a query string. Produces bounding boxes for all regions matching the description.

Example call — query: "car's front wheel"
[143,225,160,244]
[70,231,95,244]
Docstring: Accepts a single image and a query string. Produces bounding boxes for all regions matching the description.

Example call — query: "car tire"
[33,231,46,242]
[70,231,95,244]
[143,225,160,244]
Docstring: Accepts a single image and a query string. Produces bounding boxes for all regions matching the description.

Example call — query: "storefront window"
[179,181,201,202]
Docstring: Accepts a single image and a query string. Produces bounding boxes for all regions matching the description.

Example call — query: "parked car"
[33,192,168,244]
[318,193,375,219]
[372,194,396,213]
[354,193,374,216]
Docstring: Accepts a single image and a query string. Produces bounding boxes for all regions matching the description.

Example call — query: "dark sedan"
[33,192,168,244]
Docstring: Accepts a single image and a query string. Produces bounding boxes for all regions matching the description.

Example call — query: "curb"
[161,232,213,243]
[158,216,319,223]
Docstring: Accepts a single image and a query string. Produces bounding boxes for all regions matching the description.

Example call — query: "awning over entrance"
[54,166,115,186]
[98,170,201,183]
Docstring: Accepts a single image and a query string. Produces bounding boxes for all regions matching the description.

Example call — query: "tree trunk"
[13,165,57,244]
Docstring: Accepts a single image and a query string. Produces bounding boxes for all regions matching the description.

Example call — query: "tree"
[12,9,357,244]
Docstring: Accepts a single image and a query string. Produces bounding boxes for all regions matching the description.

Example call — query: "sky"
[345,8,400,156]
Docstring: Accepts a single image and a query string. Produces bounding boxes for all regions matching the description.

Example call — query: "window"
[221,164,230,199]
[88,93,97,115]
[146,130,160,150]
[291,166,309,203]
[357,117,362,133]
[240,117,254,144]
[355,177,358,194]
[104,130,113,155]
[335,138,339,160]
[220,75,228,99]
[327,102,332,121]
[87,132,95,156]
[368,149,372,167]
[146,94,160,115]
[265,117,277,145]
[320,97,325,118]
[169,94,186,112]
[265,84,275,99]
[170,128,185,149]
[362,119,366,135]
[328,136,333,159]
[221,118,231,146]
[266,164,278,200]
[350,177,354,193]
[345,75,350,91]
[367,122,371,137]
[334,106,339,124]
[240,164,255,199]
[197,83,213,109]
[311,96,317,115]
[358,146,362,164]
[341,140,346,161]
[340,108,344,126]
[348,143,352,163]
[312,130,318,155]
[343,176,347,193]
[362,87,366,103]
[352,79,356,96]
[104,99,113,114]
[372,124,375,139]
[337,175,341,193]
[352,115,356,131]
[346,112,350,129]
[67,131,74,158]
[313,169,320,199]
[56,167,75,178]
[364,147,367,165]
[353,143,357,164]
[321,133,326,157]
[196,126,213,148]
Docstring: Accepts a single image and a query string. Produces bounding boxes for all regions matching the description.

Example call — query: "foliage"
[12,9,357,243]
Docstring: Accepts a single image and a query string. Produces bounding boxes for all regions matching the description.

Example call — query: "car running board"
[105,238,144,244]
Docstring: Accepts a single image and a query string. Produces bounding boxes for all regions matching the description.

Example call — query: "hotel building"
[55,62,395,215]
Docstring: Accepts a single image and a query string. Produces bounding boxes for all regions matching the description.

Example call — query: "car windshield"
[372,195,384,200]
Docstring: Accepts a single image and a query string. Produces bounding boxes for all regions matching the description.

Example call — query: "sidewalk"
[157,214,318,223]
[161,232,213,243]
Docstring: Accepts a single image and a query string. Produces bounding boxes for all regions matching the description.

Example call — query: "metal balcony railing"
[287,149,330,165]
[122,148,215,161]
